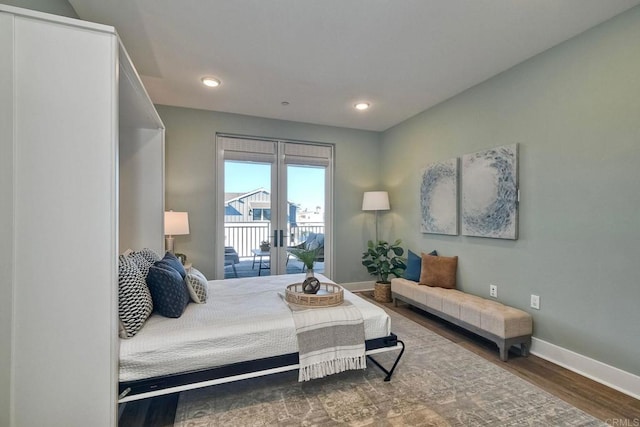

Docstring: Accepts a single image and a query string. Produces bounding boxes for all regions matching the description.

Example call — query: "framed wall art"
[461,143,518,239]
[420,158,458,235]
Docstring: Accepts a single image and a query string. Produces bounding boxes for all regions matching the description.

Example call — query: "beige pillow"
[419,254,458,289]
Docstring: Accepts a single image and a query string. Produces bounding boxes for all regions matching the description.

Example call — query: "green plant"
[361,239,406,284]
[260,240,271,250]
[289,247,320,270]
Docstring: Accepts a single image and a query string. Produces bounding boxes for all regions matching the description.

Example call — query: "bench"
[391,277,532,361]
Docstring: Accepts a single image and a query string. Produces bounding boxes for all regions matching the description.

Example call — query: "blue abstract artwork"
[420,158,458,235]
[462,144,518,239]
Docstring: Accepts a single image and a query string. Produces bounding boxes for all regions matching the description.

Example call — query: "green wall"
[0,0,77,18]
[156,105,380,283]
[381,6,640,375]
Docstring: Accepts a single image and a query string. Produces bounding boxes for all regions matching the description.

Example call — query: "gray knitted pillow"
[118,257,153,338]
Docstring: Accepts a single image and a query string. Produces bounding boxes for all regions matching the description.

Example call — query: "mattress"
[119,273,391,382]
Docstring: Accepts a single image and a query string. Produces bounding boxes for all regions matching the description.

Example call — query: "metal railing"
[225,222,324,257]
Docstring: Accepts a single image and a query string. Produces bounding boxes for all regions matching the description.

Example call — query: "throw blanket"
[286,300,366,382]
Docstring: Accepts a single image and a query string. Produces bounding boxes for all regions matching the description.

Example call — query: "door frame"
[214,133,334,280]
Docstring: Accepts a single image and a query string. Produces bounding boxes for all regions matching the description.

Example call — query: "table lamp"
[164,211,189,253]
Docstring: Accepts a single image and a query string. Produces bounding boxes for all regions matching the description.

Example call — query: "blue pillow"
[155,251,187,279]
[146,264,190,318]
[404,249,437,282]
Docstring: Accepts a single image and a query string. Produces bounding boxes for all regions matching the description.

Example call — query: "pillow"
[419,254,458,289]
[138,248,161,264]
[185,267,208,303]
[127,251,154,278]
[155,251,187,279]
[404,249,437,282]
[146,264,190,318]
[118,257,153,338]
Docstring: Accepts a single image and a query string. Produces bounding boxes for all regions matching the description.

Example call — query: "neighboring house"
[224,188,298,223]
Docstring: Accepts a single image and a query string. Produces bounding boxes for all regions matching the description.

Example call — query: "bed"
[118,273,404,402]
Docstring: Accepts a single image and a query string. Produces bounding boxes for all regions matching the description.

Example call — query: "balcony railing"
[225,222,324,257]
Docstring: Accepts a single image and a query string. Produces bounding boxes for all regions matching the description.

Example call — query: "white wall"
[381,6,640,376]
[0,11,15,427]
[119,127,165,256]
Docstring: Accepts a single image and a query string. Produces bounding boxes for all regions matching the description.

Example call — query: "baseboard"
[530,337,640,400]
[341,281,374,292]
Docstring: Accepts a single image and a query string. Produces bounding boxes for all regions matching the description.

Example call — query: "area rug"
[173,305,605,426]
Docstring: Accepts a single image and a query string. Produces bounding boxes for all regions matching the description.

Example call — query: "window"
[252,208,271,221]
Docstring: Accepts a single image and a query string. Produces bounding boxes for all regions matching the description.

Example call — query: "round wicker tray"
[285,282,344,308]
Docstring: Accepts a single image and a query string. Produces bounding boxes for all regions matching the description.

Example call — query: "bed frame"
[118,333,405,403]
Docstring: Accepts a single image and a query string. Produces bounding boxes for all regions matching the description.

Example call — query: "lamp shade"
[164,211,190,236]
[362,191,390,211]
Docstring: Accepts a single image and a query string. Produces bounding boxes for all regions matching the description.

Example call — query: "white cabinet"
[0,6,164,427]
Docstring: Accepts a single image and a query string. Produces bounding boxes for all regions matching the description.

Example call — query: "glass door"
[222,160,275,278]
[216,136,333,280]
[278,164,326,276]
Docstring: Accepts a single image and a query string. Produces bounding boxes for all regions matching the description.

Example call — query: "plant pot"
[374,281,392,303]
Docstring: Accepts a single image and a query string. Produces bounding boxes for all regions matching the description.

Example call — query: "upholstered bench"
[391,277,532,361]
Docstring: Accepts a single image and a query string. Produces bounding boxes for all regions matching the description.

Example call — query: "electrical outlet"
[530,294,540,310]
[489,284,498,298]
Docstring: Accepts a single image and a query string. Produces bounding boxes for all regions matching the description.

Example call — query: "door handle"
[273,230,279,248]
[279,229,284,248]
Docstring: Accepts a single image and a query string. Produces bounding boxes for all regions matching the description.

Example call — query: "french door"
[215,135,333,279]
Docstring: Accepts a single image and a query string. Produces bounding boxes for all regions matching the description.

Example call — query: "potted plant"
[259,240,271,252]
[362,240,406,302]
[288,247,322,293]
[288,247,320,276]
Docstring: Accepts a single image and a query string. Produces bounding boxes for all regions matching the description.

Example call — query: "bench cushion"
[480,304,532,339]
[391,278,532,339]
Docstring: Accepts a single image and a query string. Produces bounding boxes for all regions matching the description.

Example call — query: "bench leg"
[520,338,532,357]
[499,342,509,362]
[499,336,532,361]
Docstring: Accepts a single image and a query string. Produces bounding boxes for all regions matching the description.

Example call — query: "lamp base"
[165,236,175,254]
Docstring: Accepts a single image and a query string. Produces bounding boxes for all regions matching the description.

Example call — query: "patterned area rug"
[174,305,604,426]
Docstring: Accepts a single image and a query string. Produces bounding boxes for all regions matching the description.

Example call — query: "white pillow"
[185,267,208,303]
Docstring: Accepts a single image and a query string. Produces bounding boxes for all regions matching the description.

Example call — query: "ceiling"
[68,0,640,132]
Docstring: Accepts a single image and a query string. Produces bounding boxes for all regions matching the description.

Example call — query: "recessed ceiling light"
[281,101,290,106]
[201,77,221,88]
[354,102,370,111]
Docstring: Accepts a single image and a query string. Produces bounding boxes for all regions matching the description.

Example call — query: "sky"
[225,161,325,211]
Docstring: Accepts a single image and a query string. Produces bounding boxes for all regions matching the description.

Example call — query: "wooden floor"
[119,291,640,426]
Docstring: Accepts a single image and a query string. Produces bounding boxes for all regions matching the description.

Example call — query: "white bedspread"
[119,274,391,382]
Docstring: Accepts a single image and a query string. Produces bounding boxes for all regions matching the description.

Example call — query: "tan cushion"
[420,254,458,289]
[441,291,466,318]
[460,297,501,329]
[423,286,448,311]
[390,278,418,300]
[480,305,533,338]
